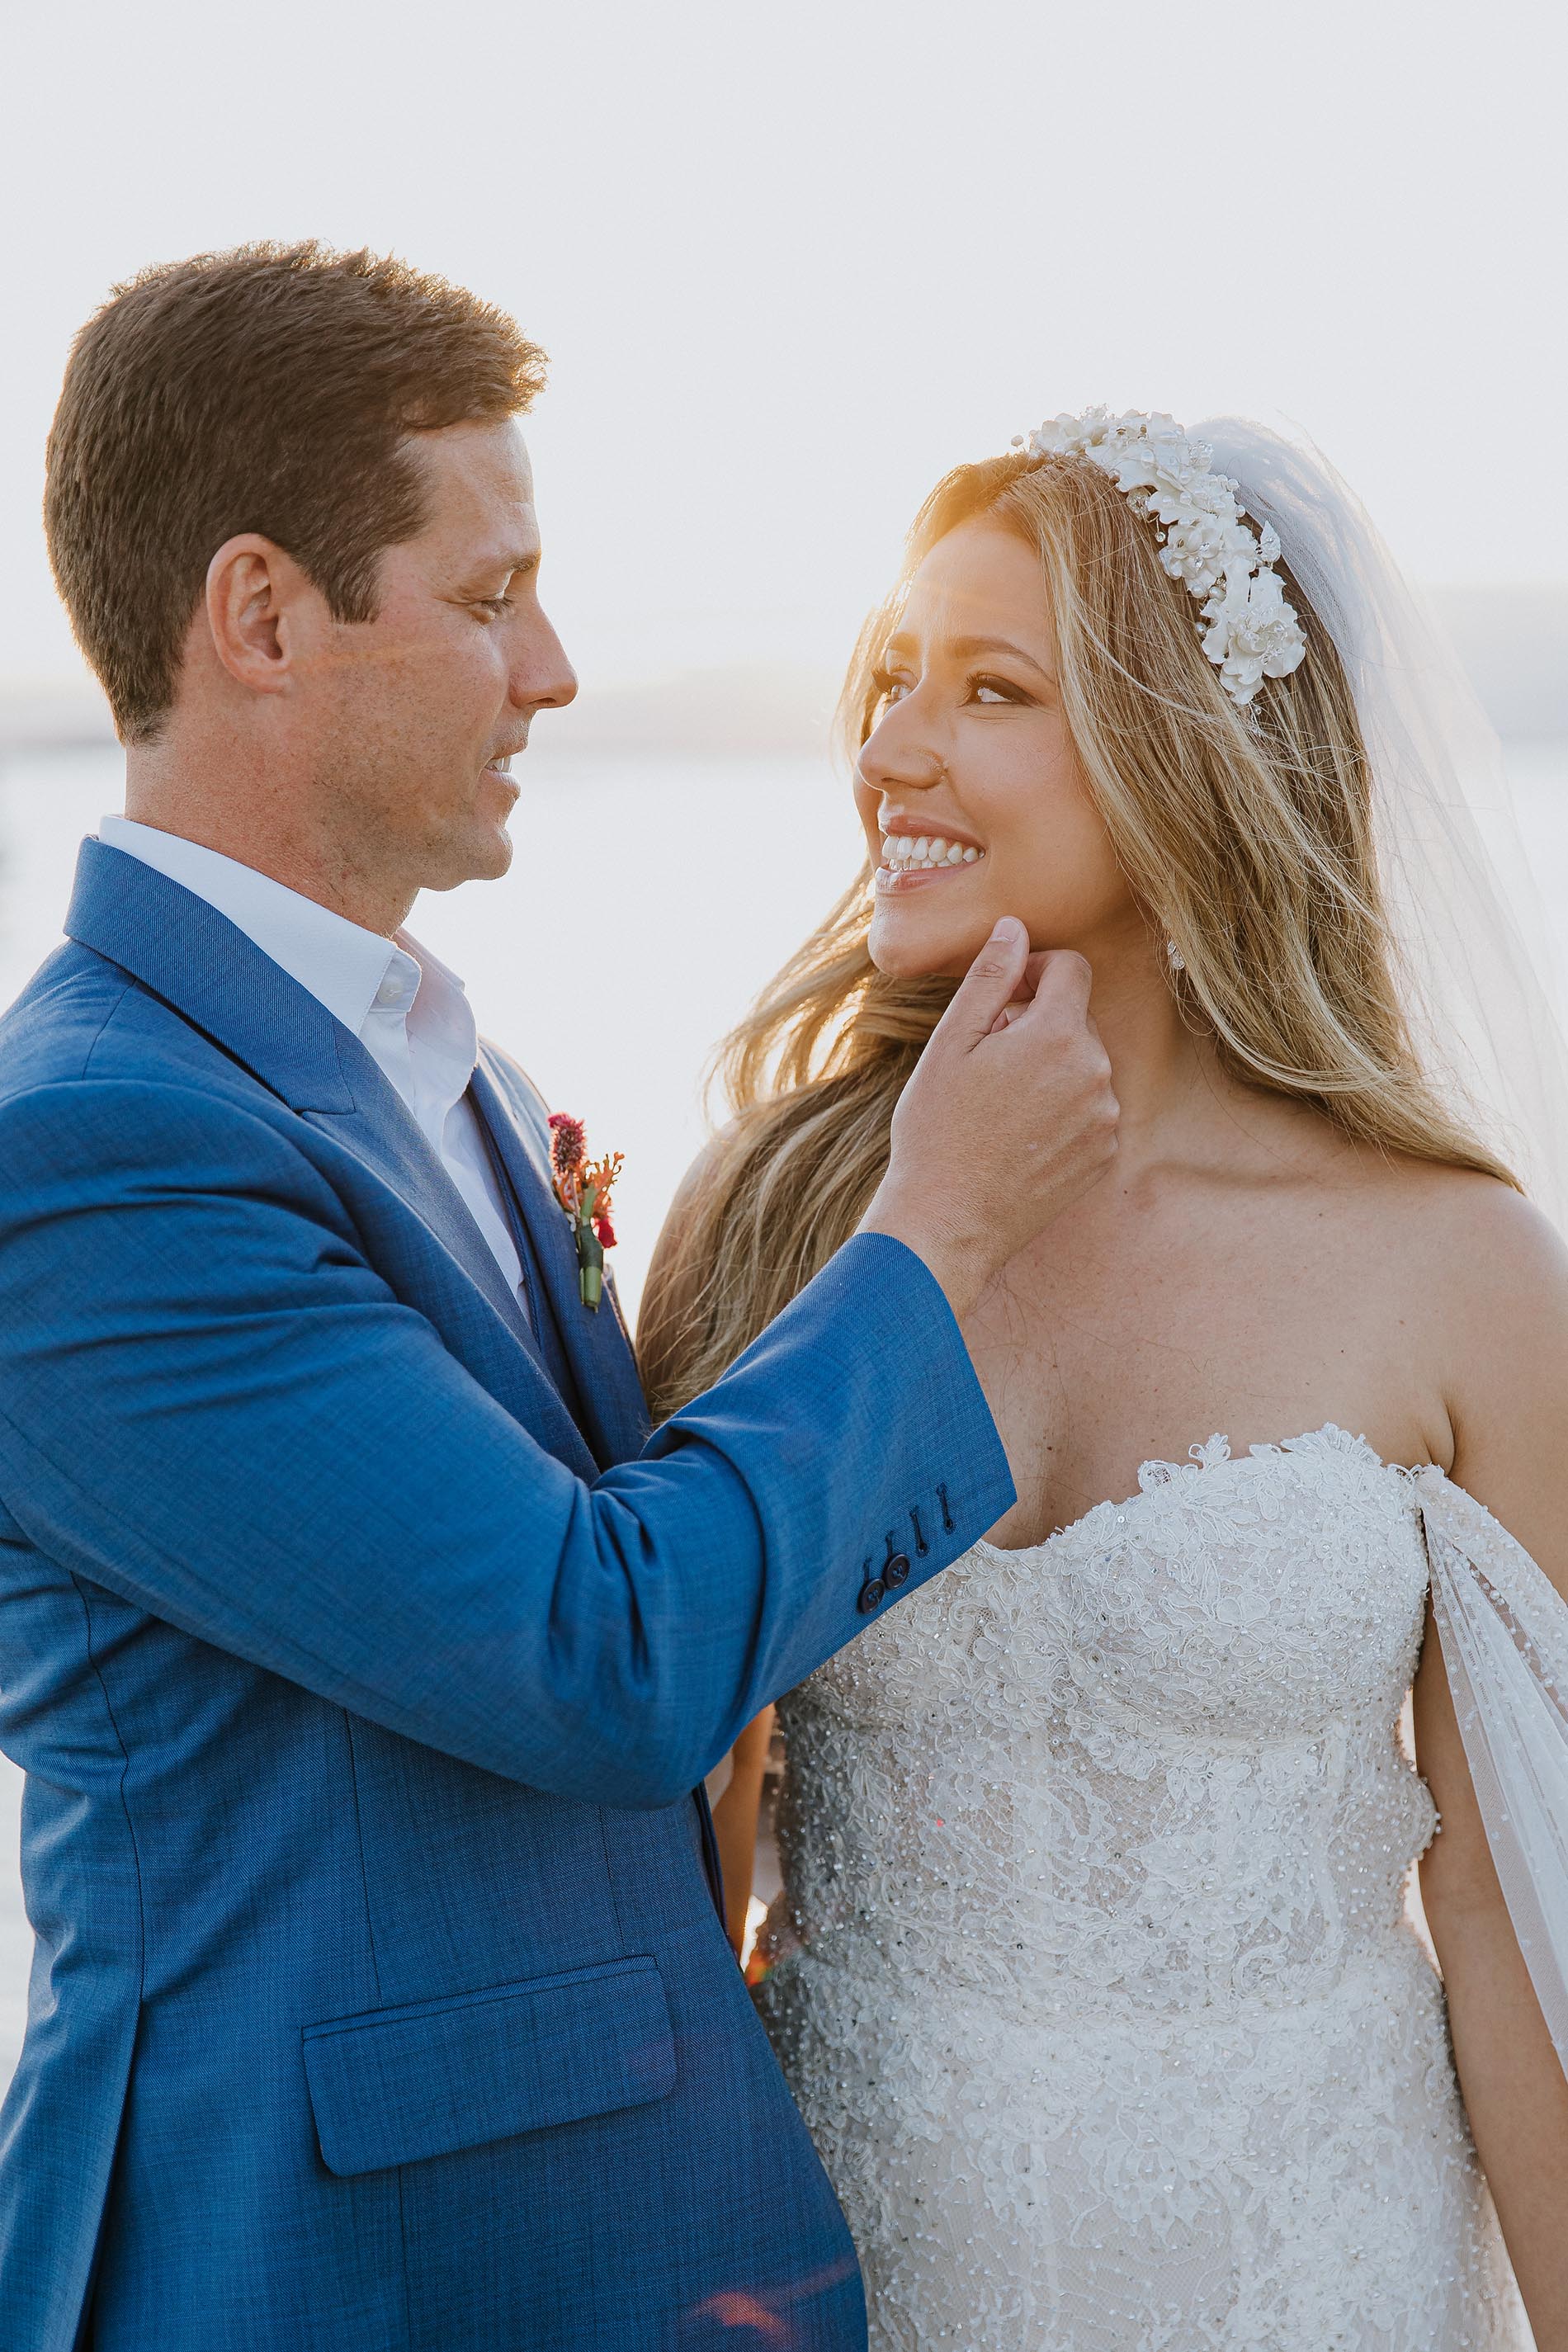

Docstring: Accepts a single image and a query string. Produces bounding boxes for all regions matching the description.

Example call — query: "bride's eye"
[870,666,913,712]
[971,673,1027,706]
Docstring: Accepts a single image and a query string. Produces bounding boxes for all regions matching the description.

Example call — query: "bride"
[640,411,1568,2349]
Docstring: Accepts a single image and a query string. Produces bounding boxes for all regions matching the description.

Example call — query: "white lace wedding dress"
[756,1427,1563,2350]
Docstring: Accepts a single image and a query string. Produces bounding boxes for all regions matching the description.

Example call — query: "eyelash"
[871,668,1027,709]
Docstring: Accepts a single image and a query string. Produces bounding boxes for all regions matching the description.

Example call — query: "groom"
[0,245,1116,2350]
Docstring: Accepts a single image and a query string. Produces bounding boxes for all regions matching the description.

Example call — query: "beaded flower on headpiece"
[1013,408,1307,711]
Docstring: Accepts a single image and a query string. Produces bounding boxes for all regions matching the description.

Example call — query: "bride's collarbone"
[979,1335,1446,1548]
[971,1234,1452,1548]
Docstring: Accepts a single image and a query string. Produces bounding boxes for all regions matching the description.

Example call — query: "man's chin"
[418,825,514,895]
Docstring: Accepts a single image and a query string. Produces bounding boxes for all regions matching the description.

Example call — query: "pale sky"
[3,0,1564,698]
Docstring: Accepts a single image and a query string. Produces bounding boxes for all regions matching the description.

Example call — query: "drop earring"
[1166,940,1185,974]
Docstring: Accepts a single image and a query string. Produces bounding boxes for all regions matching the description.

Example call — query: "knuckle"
[1042,948,1093,999]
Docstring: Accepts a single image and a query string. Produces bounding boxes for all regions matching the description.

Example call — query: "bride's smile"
[873,825,985,886]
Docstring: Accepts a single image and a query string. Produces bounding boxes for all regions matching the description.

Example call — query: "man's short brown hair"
[45,242,547,742]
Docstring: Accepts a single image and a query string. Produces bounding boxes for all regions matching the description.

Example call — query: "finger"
[999,950,1053,1010]
[989,947,1086,1035]
[1008,947,1093,1027]
[936,918,1031,1049]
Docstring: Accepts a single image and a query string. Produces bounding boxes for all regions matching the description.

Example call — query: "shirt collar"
[99,815,408,1038]
[379,929,483,1113]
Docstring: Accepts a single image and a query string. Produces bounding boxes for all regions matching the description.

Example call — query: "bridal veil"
[1204,417,1568,2076]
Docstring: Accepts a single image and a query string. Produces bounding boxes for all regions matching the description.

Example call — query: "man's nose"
[513,612,578,711]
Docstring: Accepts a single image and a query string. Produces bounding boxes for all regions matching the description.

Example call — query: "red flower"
[593,1215,616,1250]
[548,1112,587,1178]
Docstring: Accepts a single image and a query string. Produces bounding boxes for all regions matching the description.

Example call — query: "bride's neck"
[1078,925,1219,1164]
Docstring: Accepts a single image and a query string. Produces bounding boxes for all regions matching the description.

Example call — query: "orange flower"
[583,1150,623,1219]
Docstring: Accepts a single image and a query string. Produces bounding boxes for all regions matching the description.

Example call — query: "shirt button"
[857,1578,887,1614]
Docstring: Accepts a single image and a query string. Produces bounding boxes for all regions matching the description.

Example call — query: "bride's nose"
[856,701,947,796]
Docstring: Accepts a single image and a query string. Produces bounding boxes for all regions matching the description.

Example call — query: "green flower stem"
[574,1216,604,1311]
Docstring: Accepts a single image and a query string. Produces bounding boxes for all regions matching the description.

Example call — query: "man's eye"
[469,583,524,620]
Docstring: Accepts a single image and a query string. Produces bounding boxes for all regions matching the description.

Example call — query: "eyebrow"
[884,628,1052,680]
[456,546,541,591]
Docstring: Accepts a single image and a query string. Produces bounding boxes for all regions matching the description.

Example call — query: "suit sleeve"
[0,1078,1013,1806]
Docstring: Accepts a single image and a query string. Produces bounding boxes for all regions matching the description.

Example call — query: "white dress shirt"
[98,816,530,1308]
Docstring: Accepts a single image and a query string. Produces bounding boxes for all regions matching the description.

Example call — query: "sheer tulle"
[1419,1470,1568,2073]
[1198,418,1568,1226]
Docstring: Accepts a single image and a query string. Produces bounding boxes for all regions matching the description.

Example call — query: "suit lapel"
[303,1062,601,1480]
[305,1048,552,1353]
[64,841,599,1481]
[472,1054,652,1470]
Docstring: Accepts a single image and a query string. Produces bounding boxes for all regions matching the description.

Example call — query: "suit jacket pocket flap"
[303,1955,674,2177]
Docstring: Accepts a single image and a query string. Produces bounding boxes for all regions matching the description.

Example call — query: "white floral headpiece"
[1013,408,1307,710]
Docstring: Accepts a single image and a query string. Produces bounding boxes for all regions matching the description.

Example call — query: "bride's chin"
[867,923,986,983]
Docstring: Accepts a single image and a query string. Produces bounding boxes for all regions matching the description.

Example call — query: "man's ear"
[203,534,317,697]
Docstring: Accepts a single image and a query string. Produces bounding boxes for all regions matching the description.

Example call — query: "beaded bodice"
[772,1427,1436,2019]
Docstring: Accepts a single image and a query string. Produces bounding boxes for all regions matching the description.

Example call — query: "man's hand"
[859,916,1118,1320]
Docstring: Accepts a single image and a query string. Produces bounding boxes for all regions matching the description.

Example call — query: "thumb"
[935,918,1030,1051]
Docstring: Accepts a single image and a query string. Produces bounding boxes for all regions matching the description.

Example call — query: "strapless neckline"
[974,1419,1404,1566]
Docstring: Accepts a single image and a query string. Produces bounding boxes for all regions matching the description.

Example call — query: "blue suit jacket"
[0,842,1013,2351]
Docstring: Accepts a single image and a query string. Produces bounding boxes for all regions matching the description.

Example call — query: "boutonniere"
[547,1112,624,1311]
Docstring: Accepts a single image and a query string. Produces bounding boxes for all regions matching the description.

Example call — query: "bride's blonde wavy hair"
[640,447,1516,1420]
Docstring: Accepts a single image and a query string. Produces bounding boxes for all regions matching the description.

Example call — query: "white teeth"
[879,832,985,874]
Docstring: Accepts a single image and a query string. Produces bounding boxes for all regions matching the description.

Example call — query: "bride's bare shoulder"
[1382,1168,1568,1553]
[1375,1155,1565,1273]
[1352,1151,1566,1293]
[1340,1160,1568,1497]
[1380,1164,1568,1443]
